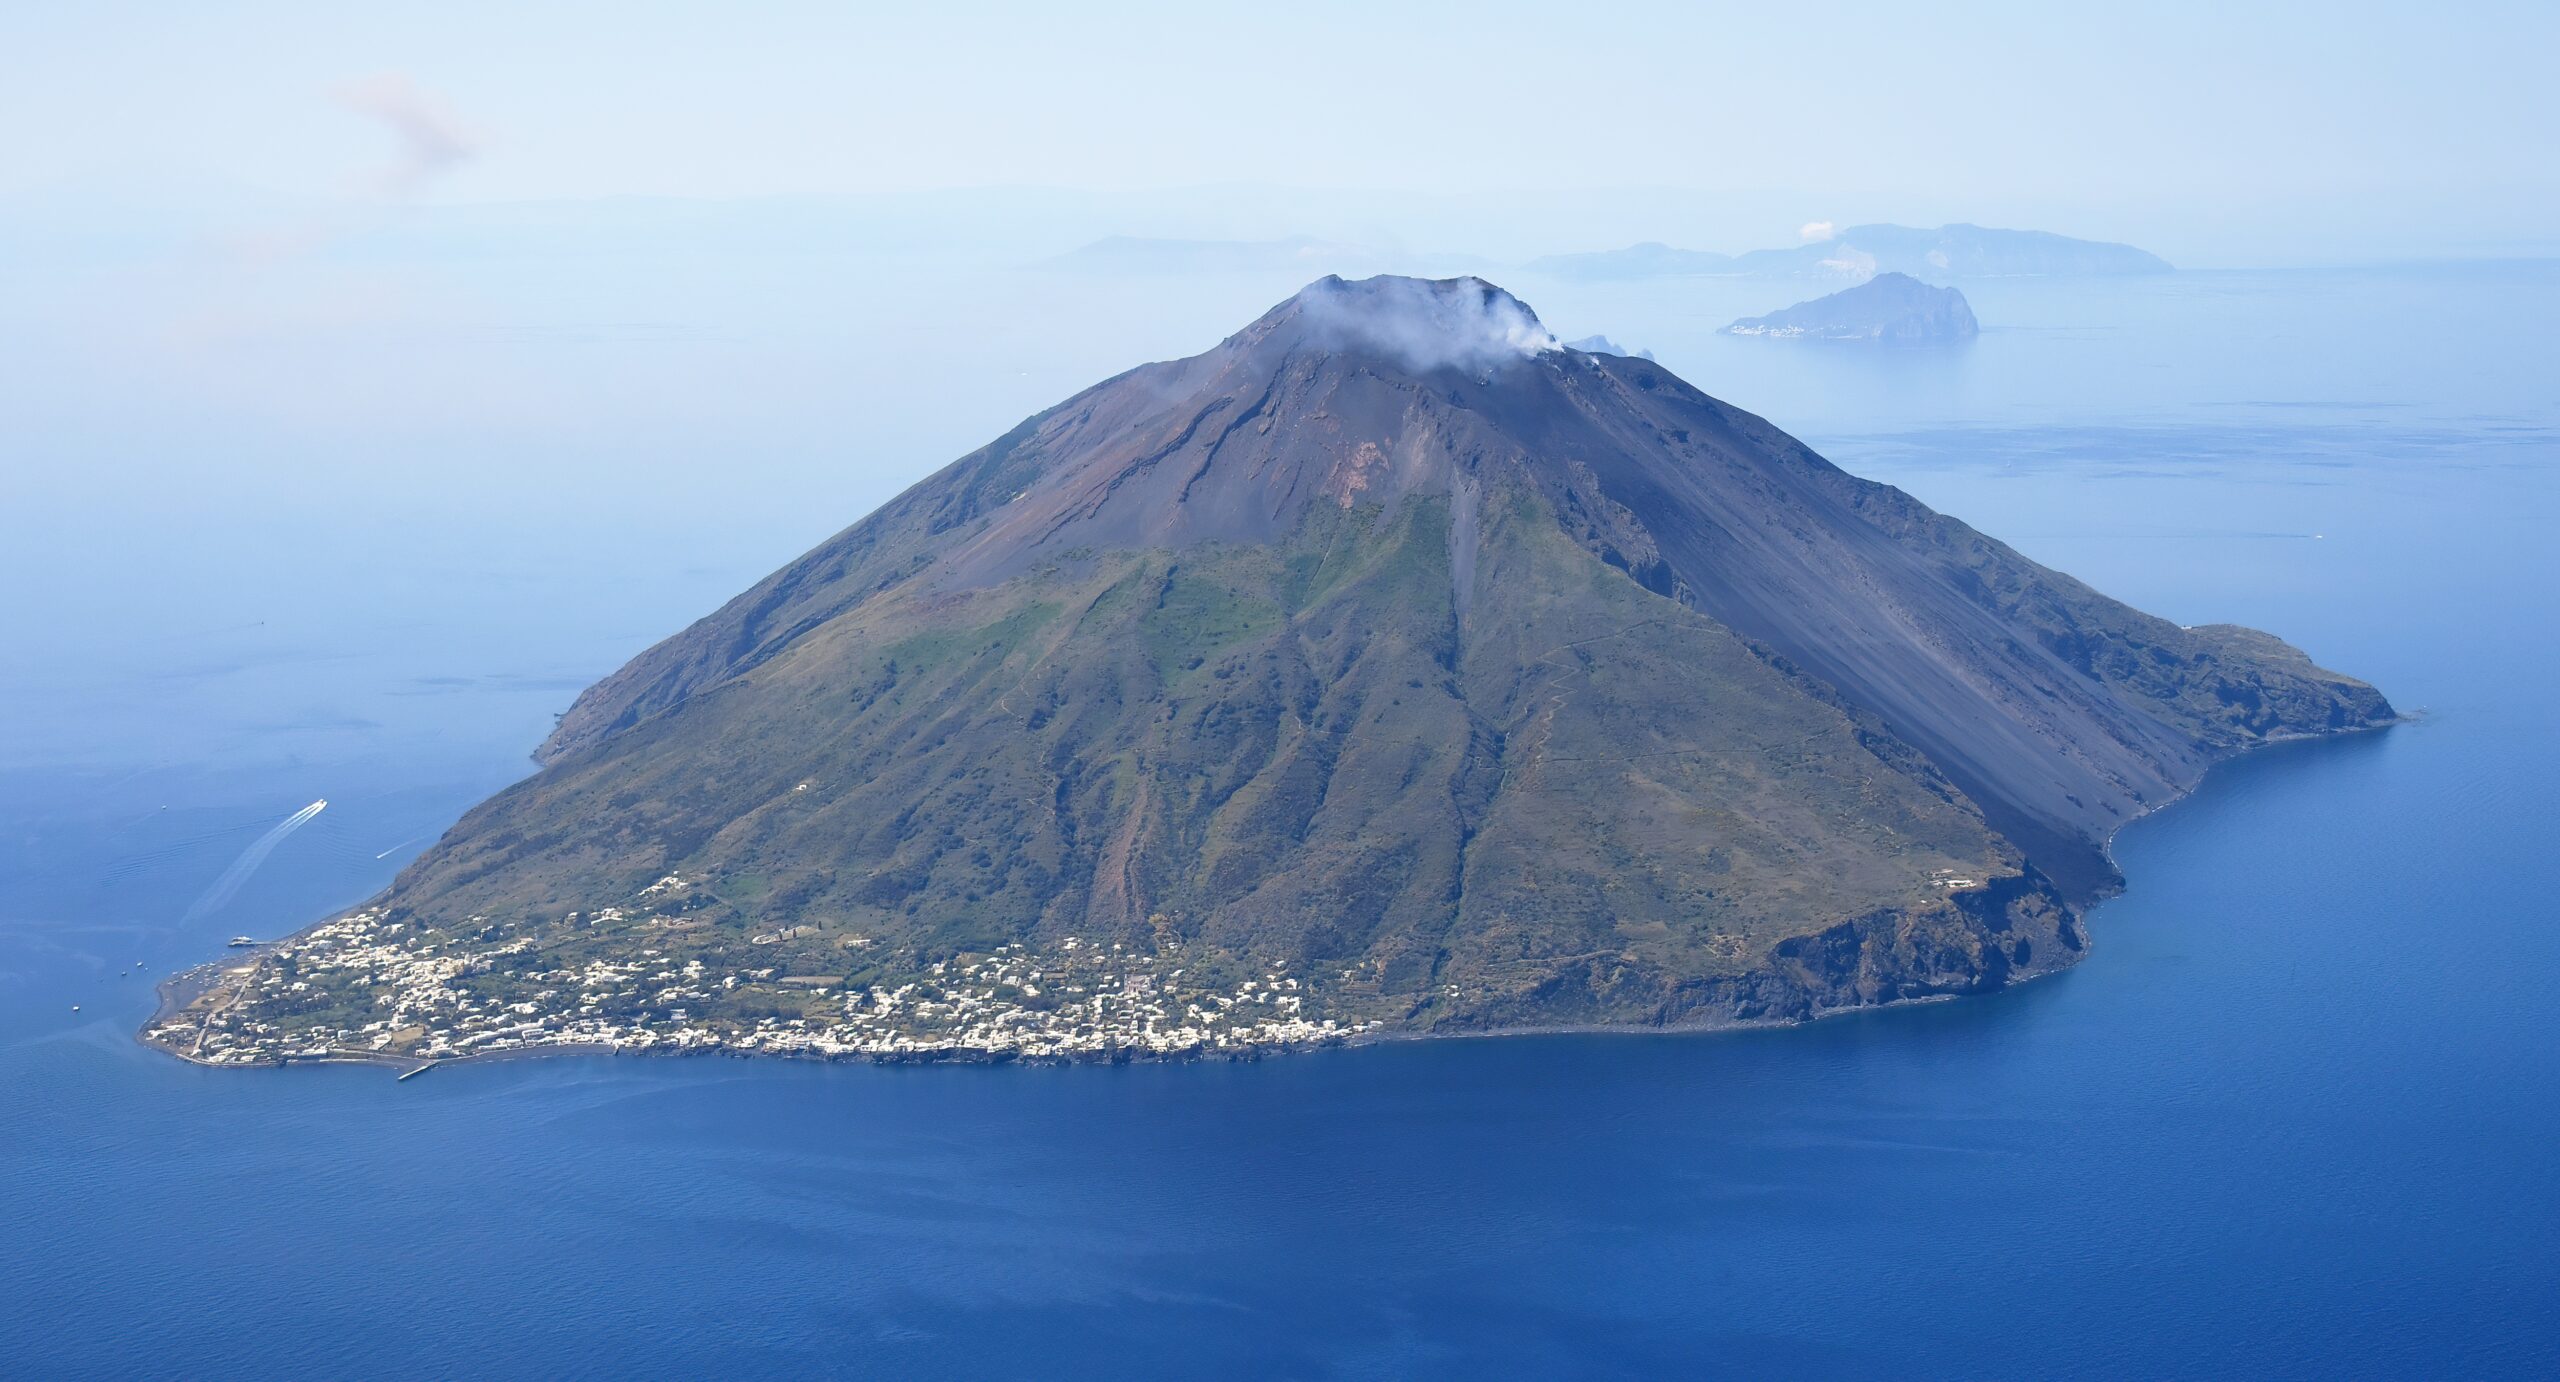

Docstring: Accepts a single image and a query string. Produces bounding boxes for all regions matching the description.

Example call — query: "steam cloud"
[1817,245,1878,279]
[1294,276,1559,373]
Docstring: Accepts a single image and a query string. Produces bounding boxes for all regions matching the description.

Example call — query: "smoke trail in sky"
[333,74,478,198]
[181,800,327,924]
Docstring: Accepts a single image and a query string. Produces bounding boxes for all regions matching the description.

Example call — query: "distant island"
[1042,235,1493,279]
[1044,235,1365,274]
[148,276,2386,1071]
[1531,223,2170,281]
[1726,273,1980,343]
[1525,242,1735,279]
[1562,333,1655,360]
[1048,223,2166,285]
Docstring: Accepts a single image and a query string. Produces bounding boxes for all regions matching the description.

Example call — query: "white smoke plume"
[1799,220,1837,242]
[1816,245,1878,280]
[1292,276,1559,374]
[181,800,327,924]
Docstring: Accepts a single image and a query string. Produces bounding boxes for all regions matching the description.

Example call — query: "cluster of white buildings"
[154,906,1374,1067]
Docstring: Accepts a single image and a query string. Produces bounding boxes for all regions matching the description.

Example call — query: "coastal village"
[148,875,1372,1068]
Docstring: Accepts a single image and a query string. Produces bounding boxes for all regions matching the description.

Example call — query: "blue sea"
[3,256,2556,1378]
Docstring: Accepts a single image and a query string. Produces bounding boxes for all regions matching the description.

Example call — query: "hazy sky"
[5,2,2556,778]
[5,1,2555,257]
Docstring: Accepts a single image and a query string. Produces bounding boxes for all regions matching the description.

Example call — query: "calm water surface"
[2,262,2555,1378]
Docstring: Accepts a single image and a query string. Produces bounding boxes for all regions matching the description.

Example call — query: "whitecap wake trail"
[181,799,327,924]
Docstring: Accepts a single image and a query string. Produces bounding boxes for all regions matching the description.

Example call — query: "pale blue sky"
[4,1,2555,259]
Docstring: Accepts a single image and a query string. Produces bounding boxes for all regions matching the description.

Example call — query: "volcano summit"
[150,276,2391,1066]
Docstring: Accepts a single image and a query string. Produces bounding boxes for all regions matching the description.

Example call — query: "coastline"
[2093,712,2413,880]
[140,715,2409,1076]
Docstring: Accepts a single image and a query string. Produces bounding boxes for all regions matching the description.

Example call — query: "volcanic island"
[148,276,2391,1068]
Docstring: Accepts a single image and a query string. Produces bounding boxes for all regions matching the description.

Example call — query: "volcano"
[151,276,2392,1065]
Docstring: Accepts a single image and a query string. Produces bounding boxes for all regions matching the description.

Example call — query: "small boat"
[226,936,257,947]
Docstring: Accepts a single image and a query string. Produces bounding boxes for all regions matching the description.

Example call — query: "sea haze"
[2,258,2555,1378]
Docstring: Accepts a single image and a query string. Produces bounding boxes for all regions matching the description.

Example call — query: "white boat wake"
[181,800,327,924]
